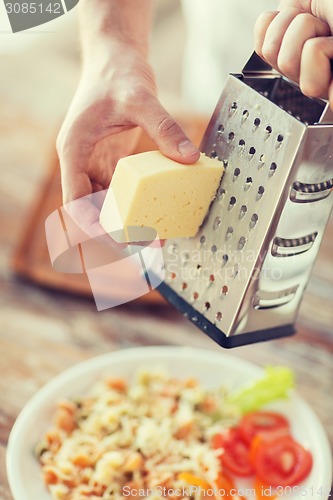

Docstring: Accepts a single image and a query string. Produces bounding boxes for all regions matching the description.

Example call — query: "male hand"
[255,0,333,108]
[56,40,199,239]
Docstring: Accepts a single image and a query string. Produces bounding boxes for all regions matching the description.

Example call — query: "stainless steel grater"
[155,53,333,348]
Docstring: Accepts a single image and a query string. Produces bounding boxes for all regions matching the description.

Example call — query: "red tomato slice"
[212,429,254,477]
[239,412,290,444]
[253,435,313,487]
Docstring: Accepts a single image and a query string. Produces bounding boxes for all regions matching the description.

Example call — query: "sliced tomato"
[239,411,290,444]
[212,429,254,477]
[253,434,313,487]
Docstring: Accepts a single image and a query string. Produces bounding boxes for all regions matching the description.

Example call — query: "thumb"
[136,94,200,164]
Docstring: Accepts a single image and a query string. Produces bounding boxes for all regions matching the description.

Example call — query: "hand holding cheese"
[100,151,224,242]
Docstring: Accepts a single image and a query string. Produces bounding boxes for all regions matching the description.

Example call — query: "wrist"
[81,37,148,78]
[79,0,152,62]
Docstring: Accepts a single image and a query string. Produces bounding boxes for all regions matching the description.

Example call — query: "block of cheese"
[100,151,224,241]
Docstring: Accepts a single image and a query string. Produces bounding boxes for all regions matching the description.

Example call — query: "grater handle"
[242,52,277,76]
[244,51,333,77]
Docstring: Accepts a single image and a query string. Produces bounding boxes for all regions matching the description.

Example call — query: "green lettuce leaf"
[226,366,294,415]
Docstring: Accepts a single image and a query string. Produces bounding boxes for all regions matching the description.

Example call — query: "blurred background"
[0,1,332,497]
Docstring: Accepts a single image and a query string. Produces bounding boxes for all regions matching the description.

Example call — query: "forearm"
[79,0,153,63]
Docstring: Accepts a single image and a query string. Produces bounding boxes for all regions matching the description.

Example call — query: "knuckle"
[121,84,152,107]
[157,116,181,139]
[277,55,295,77]
[262,43,278,64]
[255,11,270,28]
[300,80,325,98]
[303,37,323,54]
[293,12,312,25]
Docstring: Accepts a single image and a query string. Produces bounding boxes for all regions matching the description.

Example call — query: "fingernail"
[178,140,199,157]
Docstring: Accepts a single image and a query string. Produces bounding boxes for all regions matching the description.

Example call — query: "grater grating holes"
[228,132,235,141]
[249,146,256,155]
[238,236,248,250]
[200,235,206,245]
[254,117,261,127]
[276,134,284,150]
[270,162,277,176]
[215,312,222,321]
[213,216,222,230]
[245,177,253,190]
[226,227,234,239]
[240,205,247,218]
[193,292,199,301]
[238,139,246,153]
[250,213,259,229]
[257,186,265,199]
[242,110,249,122]
[234,167,241,179]
[218,124,224,134]
[218,187,226,199]
[181,252,190,263]
[221,285,229,296]
[229,196,237,209]
[259,154,266,169]
[196,264,202,272]
[231,264,239,278]
[204,301,211,311]
[222,254,229,265]
[211,244,218,253]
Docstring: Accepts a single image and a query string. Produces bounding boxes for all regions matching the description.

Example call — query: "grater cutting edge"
[153,53,333,348]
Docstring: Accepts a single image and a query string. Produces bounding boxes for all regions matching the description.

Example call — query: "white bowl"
[7,346,332,500]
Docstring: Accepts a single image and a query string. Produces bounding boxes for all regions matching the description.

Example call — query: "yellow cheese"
[100,151,224,241]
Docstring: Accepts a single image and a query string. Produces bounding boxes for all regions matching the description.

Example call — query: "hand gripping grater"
[155,53,333,348]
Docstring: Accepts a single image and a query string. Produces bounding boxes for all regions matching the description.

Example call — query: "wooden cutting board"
[12,115,209,304]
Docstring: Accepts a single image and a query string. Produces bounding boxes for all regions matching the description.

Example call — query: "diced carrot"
[175,422,193,440]
[177,472,211,490]
[43,469,58,485]
[54,407,76,434]
[184,377,198,388]
[202,396,217,413]
[214,472,235,492]
[106,377,127,392]
[72,454,92,468]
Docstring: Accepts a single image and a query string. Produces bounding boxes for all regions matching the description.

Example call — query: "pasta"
[36,367,239,500]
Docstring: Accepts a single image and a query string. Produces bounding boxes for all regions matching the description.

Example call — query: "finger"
[277,14,331,83]
[261,7,302,69]
[254,11,279,61]
[135,95,200,164]
[57,126,94,204]
[300,36,333,101]
[63,191,127,249]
